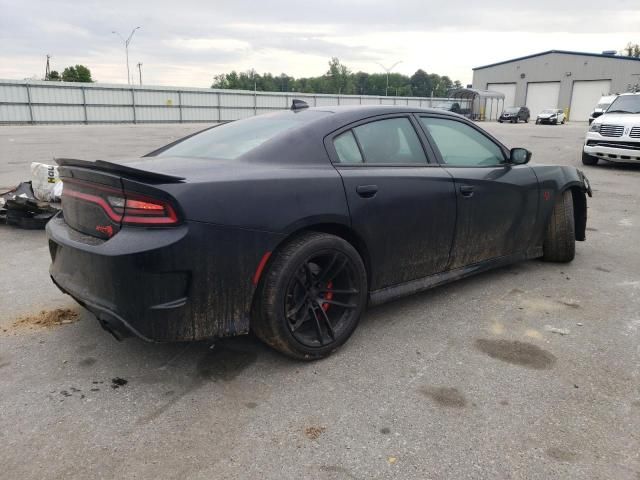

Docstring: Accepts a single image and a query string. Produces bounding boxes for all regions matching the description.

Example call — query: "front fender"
[531,165,592,242]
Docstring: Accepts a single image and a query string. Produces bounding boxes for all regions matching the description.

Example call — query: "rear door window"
[351,118,427,164]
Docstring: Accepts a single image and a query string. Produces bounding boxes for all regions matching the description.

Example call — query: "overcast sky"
[1,0,639,88]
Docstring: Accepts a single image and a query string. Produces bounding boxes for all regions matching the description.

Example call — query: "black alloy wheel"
[284,251,360,348]
[252,232,368,360]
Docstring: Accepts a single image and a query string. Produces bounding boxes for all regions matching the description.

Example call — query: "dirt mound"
[11,308,80,331]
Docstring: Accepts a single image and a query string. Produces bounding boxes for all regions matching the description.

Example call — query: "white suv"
[583,92,640,165]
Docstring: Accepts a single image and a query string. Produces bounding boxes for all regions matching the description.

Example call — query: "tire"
[511,118,516,124]
[542,190,575,263]
[561,118,565,124]
[525,117,529,123]
[252,232,368,360]
[582,151,598,166]
[536,119,540,125]
[498,120,503,123]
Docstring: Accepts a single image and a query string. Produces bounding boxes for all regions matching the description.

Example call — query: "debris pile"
[0,162,63,230]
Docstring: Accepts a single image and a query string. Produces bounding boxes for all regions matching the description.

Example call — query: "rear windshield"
[157,110,330,159]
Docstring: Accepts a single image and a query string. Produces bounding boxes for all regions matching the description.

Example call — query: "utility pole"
[112,26,141,84]
[45,54,51,80]
[137,62,143,85]
[376,61,402,96]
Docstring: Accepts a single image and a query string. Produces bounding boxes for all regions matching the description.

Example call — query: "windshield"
[541,109,556,114]
[606,95,640,114]
[504,108,519,113]
[158,110,331,159]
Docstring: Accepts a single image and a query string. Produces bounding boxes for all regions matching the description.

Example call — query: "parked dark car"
[47,104,591,360]
[498,106,530,123]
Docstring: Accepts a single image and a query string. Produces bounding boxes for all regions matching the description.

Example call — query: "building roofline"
[473,50,640,70]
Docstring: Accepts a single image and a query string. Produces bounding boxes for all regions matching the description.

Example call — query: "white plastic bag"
[31,162,62,202]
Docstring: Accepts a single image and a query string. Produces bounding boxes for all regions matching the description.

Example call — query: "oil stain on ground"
[546,447,578,462]
[420,386,467,408]
[475,339,556,370]
[79,357,97,367]
[319,465,361,480]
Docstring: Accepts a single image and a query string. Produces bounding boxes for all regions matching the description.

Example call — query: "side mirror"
[510,147,531,165]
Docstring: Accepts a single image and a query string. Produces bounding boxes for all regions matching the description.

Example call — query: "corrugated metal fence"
[0,79,469,125]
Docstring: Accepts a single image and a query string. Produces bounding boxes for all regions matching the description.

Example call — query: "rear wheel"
[252,232,368,360]
[542,190,575,263]
[582,151,598,166]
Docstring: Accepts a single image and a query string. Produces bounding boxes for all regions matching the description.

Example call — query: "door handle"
[459,185,474,198]
[356,185,378,198]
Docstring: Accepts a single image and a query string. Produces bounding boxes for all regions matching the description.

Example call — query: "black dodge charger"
[47,104,591,360]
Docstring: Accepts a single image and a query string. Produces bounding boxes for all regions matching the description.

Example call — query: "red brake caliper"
[322,281,334,312]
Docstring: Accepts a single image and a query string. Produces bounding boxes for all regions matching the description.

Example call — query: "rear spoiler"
[55,158,185,183]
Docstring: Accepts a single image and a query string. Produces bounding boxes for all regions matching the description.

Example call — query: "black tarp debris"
[0,181,60,229]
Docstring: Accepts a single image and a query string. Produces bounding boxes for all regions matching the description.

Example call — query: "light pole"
[376,61,402,96]
[112,27,141,84]
[137,62,143,85]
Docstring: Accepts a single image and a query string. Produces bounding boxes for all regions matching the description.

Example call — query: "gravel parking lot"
[1,121,638,479]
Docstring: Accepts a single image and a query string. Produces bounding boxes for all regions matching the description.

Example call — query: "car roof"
[292,105,464,129]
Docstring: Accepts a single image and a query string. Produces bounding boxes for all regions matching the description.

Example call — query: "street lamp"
[112,26,141,84]
[376,61,402,96]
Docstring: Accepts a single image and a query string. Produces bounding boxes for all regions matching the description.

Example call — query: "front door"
[418,115,539,269]
[327,115,457,290]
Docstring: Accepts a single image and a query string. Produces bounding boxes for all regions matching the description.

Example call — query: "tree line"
[211,57,462,97]
[45,64,93,82]
[623,42,640,58]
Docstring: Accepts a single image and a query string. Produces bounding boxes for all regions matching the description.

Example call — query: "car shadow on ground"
[591,161,640,173]
[9,255,560,411]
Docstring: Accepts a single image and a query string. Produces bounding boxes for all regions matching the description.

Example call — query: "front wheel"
[536,119,540,124]
[252,232,368,360]
[542,190,575,263]
[582,151,598,166]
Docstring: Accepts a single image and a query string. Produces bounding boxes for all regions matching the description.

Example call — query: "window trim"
[324,113,440,168]
[415,113,511,168]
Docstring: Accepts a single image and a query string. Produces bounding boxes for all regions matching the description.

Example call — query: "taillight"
[63,178,179,226]
[122,195,178,225]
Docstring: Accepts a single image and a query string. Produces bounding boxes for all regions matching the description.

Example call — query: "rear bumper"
[46,214,283,342]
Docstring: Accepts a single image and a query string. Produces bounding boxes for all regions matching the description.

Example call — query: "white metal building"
[472,50,640,121]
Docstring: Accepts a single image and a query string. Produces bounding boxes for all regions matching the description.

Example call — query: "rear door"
[418,115,539,269]
[326,114,457,290]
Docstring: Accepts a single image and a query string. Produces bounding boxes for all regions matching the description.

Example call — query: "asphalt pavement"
[0,121,638,479]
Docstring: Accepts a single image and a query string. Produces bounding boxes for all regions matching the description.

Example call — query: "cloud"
[1,0,638,86]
